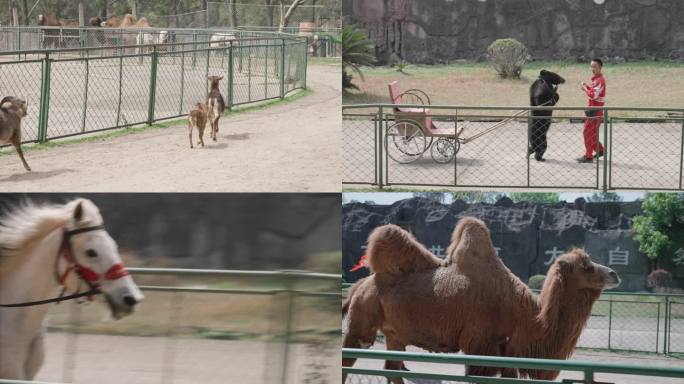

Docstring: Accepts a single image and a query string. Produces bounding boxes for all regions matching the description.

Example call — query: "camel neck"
[529,288,598,360]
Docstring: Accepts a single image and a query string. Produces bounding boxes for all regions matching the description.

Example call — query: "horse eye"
[584,264,594,272]
[85,249,98,258]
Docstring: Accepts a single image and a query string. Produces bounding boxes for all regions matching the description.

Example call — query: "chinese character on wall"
[544,246,564,266]
[608,246,629,266]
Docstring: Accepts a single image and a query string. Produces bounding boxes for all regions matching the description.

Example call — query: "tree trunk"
[279,0,305,33]
[21,0,28,25]
[229,0,238,28]
[266,0,275,27]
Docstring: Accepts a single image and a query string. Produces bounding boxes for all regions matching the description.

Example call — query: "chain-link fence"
[342,348,684,384]
[0,31,307,144]
[29,268,340,384]
[342,284,684,356]
[342,105,684,191]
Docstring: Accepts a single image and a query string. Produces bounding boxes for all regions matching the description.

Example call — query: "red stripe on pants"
[583,117,604,159]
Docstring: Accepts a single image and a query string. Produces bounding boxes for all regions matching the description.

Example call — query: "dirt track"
[0,64,340,192]
[35,333,340,384]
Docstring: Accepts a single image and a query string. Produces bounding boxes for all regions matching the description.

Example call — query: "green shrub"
[487,38,528,79]
[528,274,546,290]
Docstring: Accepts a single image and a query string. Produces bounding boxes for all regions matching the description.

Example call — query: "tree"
[586,192,623,202]
[413,192,446,203]
[278,0,305,32]
[508,192,560,204]
[450,191,503,204]
[633,193,684,270]
[342,25,374,91]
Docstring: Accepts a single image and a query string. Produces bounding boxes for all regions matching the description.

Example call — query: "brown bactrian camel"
[342,217,620,383]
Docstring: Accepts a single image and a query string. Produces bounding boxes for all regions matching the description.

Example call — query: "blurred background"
[0,193,341,384]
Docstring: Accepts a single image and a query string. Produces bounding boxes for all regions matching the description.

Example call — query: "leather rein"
[0,225,130,308]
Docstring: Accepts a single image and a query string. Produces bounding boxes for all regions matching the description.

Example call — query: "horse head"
[64,199,144,319]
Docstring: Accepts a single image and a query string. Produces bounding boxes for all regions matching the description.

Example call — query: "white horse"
[0,198,144,380]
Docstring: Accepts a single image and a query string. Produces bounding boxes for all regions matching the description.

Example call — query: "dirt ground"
[0,63,340,192]
[35,333,340,384]
[346,343,684,384]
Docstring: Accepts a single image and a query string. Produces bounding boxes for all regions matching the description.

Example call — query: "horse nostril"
[123,296,138,306]
[609,271,618,279]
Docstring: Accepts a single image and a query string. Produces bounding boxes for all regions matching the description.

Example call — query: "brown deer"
[206,76,226,142]
[0,97,31,171]
[187,102,208,149]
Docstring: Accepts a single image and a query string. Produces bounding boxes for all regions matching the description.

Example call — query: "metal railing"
[0,32,307,144]
[342,104,684,191]
[342,283,684,355]
[32,268,340,384]
[342,348,684,384]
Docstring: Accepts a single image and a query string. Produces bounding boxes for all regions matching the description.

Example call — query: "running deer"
[206,76,226,142]
[187,102,208,149]
[0,96,31,171]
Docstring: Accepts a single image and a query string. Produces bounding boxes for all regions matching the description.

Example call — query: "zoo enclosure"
[39,268,341,384]
[342,348,684,384]
[0,29,308,143]
[0,26,338,57]
[342,104,684,191]
[342,284,684,355]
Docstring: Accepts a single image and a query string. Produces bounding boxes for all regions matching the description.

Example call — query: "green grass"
[1,87,312,155]
[344,61,684,117]
[310,57,341,66]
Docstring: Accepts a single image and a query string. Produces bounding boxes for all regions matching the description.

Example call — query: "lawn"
[343,61,684,117]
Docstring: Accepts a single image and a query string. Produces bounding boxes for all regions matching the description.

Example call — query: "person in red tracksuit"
[577,58,606,163]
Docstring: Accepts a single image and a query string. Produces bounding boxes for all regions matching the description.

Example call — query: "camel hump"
[447,216,499,265]
[367,224,442,281]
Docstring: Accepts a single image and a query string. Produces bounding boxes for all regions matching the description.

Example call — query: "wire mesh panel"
[608,301,661,352]
[527,117,600,189]
[0,59,42,142]
[343,113,378,185]
[33,269,340,384]
[609,117,684,190]
[0,32,306,146]
[668,301,684,354]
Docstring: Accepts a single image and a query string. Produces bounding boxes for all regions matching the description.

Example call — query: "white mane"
[0,198,102,261]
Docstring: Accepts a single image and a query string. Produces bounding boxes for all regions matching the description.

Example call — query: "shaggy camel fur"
[342,217,620,382]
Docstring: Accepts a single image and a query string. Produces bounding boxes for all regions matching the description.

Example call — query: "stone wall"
[342,197,684,291]
[344,0,684,64]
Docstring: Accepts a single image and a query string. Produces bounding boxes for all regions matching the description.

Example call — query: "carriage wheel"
[430,138,459,163]
[386,120,430,164]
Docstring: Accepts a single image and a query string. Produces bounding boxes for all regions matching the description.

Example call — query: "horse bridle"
[0,225,130,308]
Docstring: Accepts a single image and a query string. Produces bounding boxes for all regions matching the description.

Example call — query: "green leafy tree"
[450,191,503,204]
[587,192,623,202]
[487,38,528,79]
[413,192,446,203]
[342,25,374,90]
[508,192,560,204]
[633,193,684,269]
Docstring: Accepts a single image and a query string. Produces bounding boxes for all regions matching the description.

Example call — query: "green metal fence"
[0,32,307,144]
[342,348,684,384]
[342,283,684,355]
[342,104,684,191]
[22,268,340,384]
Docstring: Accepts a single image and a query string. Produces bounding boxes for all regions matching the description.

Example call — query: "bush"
[647,269,673,290]
[487,38,528,79]
[528,274,546,290]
